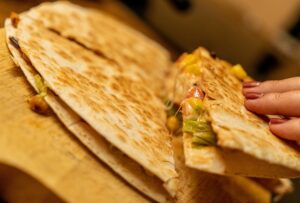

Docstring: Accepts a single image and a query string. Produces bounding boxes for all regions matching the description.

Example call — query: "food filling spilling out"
[166,51,250,148]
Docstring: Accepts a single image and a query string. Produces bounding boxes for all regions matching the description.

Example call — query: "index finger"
[243,77,300,95]
[245,90,300,117]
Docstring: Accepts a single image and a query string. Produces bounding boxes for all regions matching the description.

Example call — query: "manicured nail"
[243,81,260,88]
[269,118,288,125]
[245,92,263,100]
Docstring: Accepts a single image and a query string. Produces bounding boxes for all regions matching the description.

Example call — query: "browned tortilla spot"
[9,36,20,49]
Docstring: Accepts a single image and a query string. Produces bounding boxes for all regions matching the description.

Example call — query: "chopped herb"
[183,119,209,133]
[34,74,47,96]
[28,75,49,115]
[183,119,216,147]
[192,131,216,147]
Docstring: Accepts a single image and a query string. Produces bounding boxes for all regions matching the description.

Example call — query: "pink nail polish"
[269,118,288,124]
[243,81,260,88]
[245,92,263,100]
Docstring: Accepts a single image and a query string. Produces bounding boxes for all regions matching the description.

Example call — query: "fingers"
[244,90,300,116]
[243,77,300,95]
[269,118,300,141]
[243,78,300,141]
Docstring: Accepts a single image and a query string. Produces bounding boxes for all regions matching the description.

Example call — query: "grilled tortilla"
[172,135,270,203]
[24,1,171,94]
[166,47,300,178]
[5,10,177,203]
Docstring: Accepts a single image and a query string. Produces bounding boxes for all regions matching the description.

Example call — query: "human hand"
[243,77,300,141]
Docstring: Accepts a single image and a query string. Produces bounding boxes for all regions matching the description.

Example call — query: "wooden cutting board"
[0,28,149,203]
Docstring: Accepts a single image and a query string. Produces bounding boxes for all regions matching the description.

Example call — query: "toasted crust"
[173,136,231,203]
[25,1,171,94]
[197,47,300,175]
[174,136,270,203]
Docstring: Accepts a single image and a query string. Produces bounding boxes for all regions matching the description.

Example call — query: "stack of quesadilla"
[4,1,299,202]
[5,3,176,202]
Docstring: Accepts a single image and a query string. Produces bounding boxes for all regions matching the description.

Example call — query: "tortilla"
[172,135,270,203]
[25,1,171,95]
[167,47,300,178]
[5,12,177,202]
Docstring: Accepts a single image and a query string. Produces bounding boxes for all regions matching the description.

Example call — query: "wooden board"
[0,28,149,203]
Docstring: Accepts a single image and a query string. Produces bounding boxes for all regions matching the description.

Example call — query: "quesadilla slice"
[165,47,300,178]
[24,1,171,95]
[172,135,271,203]
[5,12,177,202]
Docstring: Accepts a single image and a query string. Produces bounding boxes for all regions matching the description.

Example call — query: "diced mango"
[184,64,201,76]
[230,64,248,80]
[179,54,198,67]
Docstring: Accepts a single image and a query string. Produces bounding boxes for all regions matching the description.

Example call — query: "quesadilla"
[5,9,177,203]
[165,47,300,178]
[172,135,271,203]
[24,1,171,95]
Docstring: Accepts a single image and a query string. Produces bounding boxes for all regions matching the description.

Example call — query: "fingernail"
[243,81,260,88]
[245,92,263,100]
[269,118,288,124]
